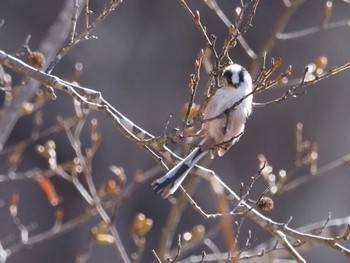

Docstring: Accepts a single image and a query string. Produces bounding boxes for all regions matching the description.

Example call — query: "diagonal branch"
[0,49,215,181]
[2,48,350,261]
[0,0,86,151]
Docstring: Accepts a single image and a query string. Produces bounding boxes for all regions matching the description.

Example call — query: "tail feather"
[152,147,207,198]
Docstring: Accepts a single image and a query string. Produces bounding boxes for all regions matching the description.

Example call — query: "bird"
[152,63,253,198]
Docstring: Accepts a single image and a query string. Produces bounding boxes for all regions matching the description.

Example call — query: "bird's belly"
[203,111,245,144]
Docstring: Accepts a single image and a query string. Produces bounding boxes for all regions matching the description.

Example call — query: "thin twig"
[153,250,162,263]
[59,118,130,263]
[85,0,91,29]
[70,0,80,43]
[183,50,203,127]
[178,0,213,47]
[2,45,350,261]
[202,0,258,59]
[250,0,306,74]
[0,0,86,151]
[274,230,306,263]
[278,153,350,194]
[46,0,124,73]
[277,19,350,40]
[156,176,202,259]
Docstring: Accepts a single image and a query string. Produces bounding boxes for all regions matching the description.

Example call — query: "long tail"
[152,147,208,198]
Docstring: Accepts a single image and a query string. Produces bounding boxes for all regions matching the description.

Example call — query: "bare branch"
[277,19,350,40]
[0,0,86,151]
[274,230,306,263]
[202,0,258,59]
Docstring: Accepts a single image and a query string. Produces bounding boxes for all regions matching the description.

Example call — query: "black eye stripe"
[223,66,245,87]
[223,69,233,85]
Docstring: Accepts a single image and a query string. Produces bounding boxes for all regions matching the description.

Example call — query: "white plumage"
[153,64,253,198]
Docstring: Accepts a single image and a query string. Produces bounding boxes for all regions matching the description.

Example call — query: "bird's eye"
[223,69,233,85]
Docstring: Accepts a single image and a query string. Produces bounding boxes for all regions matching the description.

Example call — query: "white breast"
[202,86,252,146]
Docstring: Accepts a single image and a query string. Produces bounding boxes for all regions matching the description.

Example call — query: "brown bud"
[272,58,282,69]
[92,221,110,235]
[54,208,64,222]
[10,193,20,217]
[90,118,101,144]
[132,213,153,236]
[134,169,144,183]
[229,25,236,37]
[194,10,200,21]
[21,101,34,115]
[105,180,120,196]
[94,234,114,246]
[315,56,328,70]
[223,38,229,47]
[181,103,200,121]
[258,196,274,211]
[285,65,292,76]
[28,51,46,69]
[191,224,205,240]
[110,165,127,183]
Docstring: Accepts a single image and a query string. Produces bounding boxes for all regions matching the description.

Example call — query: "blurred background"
[0,0,350,262]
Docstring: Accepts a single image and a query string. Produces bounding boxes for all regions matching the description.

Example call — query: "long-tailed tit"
[153,64,253,198]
